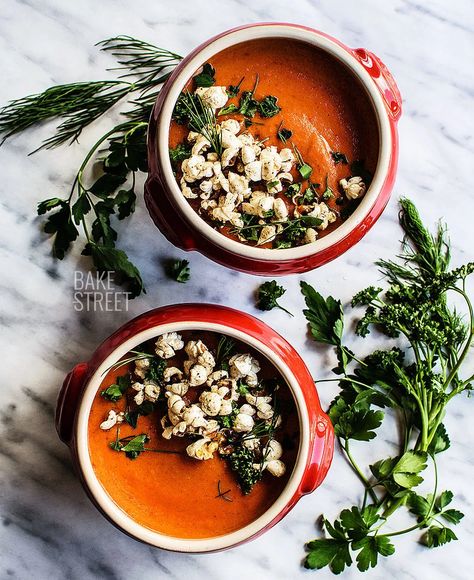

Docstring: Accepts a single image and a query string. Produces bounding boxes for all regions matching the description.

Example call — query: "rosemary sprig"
[0,36,183,297]
[177,92,222,155]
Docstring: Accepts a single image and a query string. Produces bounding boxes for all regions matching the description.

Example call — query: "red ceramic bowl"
[56,304,333,552]
[145,22,401,275]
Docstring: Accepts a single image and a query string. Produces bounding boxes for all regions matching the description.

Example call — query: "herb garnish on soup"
[169,38,379,249]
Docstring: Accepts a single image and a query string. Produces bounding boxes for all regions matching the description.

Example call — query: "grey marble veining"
[1,0,473,578]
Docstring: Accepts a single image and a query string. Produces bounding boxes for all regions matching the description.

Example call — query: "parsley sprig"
[301,198,472,573]
[0,36,183,297]
[257,280,293,316]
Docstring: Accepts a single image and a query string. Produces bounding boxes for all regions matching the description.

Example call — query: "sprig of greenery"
[257,280,293,316]
[301,198,472,573]
[173,91,222,155]
[0,36,183,297]
[166,258,190,283]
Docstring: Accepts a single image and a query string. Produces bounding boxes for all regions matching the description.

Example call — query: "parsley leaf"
[256,280,293,316]
[301,281,344,345]
[101,373,131,401]
[258,95,281,118]
[331,151,348,165]
[165,258,190,283]
[193,63,215,87]
[169,143,191,167]
[277,126,292,143]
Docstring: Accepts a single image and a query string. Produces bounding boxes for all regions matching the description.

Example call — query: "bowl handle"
[352,48,402,122]
[55,363,88,446]
[299,412,334,495]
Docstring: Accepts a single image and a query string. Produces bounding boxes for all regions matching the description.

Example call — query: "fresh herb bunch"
[301,198,473,574]
[0,36,183,297]
[257,280,293,317]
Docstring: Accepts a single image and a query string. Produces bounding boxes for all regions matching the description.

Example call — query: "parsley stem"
[443,287,473,392]
[340,438,378,504]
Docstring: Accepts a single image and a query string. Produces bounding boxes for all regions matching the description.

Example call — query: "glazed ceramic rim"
[156,23,392,261]
[76,321,310,552]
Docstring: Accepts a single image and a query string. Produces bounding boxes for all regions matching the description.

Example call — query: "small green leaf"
[71,195,91,225]
[331,151,348,165]
[89,173,127,198]
[101,374,131,402]
[428,423,451,454]
[88,242,144,298]
[258,95,281,118]
[166,258,190,283]
[277,127,292,143]
[424,526,457,548]
[193,63,215,87]
[436,490,453,510]
[218,103,239,116]
[301,281,345,346]
[37,197,63,215]
[114,188,136,220]
[441,509,464,525]
[304,539,352,574]
[256,280,292,316]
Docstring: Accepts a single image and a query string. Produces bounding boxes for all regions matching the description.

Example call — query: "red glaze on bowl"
[56,304,333,552]
[144,23,401,275]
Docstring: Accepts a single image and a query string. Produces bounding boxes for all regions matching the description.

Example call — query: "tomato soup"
[88,331,299,539]
[169,38,379,249]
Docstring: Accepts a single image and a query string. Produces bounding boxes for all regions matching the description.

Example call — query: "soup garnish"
[169,41,376,249]
[96,332,290,495]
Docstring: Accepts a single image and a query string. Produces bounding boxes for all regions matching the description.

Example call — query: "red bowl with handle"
[56,303,333,552]
[145,22,401,275]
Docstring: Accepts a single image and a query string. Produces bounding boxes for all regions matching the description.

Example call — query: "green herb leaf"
[258,95,281,118]
[169,143,191,167]
[89,173,127,198]
[166,258,190,283]
[301,282,344,345]
[227,77,244,98]
[193,63,215,87]
[277,126,292,143]
[87,242,144,298]
[424,526,457,548]
[41,201,79,260]
[353,536,395,572]
[218,103,239,116]
[305,538,352,574]
[257,280,293,316]
[331,151,348,165]
[101,374,131,401]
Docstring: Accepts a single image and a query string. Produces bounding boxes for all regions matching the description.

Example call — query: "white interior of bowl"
[157,23,392,260]
[76,321,310,552]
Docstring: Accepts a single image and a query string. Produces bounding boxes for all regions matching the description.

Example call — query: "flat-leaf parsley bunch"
[301,198,472,573]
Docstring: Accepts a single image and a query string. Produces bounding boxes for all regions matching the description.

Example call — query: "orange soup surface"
[88,331,299,539]
[169,38,379,248]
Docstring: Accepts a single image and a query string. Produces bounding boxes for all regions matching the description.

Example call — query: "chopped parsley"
[169,143,191,167]
[258,95,281,118]
[101,374,131,402]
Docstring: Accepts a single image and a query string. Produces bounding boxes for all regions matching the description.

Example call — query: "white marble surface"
[1,0,473,578]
